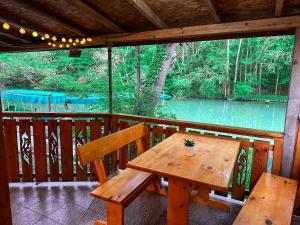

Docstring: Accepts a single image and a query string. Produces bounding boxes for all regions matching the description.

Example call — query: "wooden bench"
[77,123,154,225]
[233,172,298,225]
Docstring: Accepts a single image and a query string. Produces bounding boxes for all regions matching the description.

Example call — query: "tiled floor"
[9,182,300,225]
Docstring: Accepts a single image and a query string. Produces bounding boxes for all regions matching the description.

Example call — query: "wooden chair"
[233,172,298,225]
[77,123,154,225]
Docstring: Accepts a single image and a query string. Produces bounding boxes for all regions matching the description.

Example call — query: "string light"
[41,36,45,40]
[59,44,63,48]
[66,44,70,48]
[19,27,26,34]
[52,43,56,47]
[68,38,73,43]
[61,37,66,42]
[73,42,76,46]
[87,37,92,42]
[52,36,57,41]
[3,23,10,30]
[32,31,38,37]
[75,38,79,43]
[44,34,50,39]
[48,42,52,46]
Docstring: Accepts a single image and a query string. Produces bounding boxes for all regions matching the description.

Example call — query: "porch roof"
[0,0,299,52]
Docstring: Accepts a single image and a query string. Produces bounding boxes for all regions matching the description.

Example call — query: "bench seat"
[91,168,153,206]
[233,172,298,225]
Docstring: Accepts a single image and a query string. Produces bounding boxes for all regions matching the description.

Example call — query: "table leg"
[192,187,230,212]
[167,177,190,225]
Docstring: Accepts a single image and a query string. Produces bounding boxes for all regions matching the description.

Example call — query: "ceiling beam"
[79,1,125,33]
[0,31,30,44]
[275,0,285,17]
[205,0,221,23]
[128,0,167,29]
[0,0,86,36]
[3,16,300,52]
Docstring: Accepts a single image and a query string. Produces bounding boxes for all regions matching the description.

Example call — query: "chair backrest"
[77,122,148,183]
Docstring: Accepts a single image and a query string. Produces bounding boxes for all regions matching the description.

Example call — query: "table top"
[127,132,240,191]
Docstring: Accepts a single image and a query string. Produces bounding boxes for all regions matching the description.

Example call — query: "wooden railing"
[2,112,284,202]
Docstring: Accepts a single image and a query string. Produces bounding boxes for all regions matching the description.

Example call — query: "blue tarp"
[1,89,99,104]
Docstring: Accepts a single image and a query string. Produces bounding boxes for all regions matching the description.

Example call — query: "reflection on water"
[162,99,287,132]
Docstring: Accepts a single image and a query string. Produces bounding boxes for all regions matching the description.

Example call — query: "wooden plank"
[250,140,270,190]
[231,138,251,201]
[205,0,221,23]
[152,125,164,146]
[3,120,19,182]
[107,202,124,225]
[272,137,283,175]
[90,168,152,205]
[275,0,285,17]
[75,120,88,181]
[128,0,167,28]
[18,120,33,182]
[119,121,129,170]
[111,117,119,172]
[32,120,47,182]
[128,132,240,192]
[23,16,300,51]
[90,120,102,180]
[281,27,300,177]
[165,126,177,138]
[233,173,298,225]
[103,117,110,174]
[48,120,59,181]
[78,123,147,165]
[0,98,12,225]
[167,177,190,225]
[60,120,73,181]
[292,123,300,180]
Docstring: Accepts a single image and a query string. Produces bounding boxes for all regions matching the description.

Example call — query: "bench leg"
[192,187,230,212]
[107,202,124,225]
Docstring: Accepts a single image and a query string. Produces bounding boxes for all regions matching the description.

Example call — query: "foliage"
[184,139,195,147]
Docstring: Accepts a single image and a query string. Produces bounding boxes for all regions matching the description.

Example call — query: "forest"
[0,35,294,117]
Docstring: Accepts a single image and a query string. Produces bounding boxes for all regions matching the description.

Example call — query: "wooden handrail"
[2,111,284,139]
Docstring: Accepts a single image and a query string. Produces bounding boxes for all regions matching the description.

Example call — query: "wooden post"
[108,44,113,114]
[48,94,51,112]
[281,27,300,177]
[0,94,13,225]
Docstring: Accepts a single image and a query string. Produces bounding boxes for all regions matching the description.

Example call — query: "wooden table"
[127,131,240,225]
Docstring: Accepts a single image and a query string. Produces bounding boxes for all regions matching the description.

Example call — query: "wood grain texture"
[91,168,153,205]
[233,173,298,225]
[3,119,19,182]
[128,132,240,192]
[48,120,59,181]
[60,120,73,181]
[292,122,300,180]
[75,120,88,181]
[78,123,148,165]
[33,120,47,182]
[167,177,190,225]
[119,121,129,169]
[90,120,102,180]
[18,120,33,182]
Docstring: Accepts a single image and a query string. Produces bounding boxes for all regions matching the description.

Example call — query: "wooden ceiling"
[0,0,299,52]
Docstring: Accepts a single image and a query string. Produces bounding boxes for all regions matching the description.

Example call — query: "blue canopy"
[1,89,99,104]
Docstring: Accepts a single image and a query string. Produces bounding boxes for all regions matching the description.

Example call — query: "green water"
[162,99,287,132]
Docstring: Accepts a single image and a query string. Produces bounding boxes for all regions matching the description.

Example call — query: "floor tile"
[12,208,44,225]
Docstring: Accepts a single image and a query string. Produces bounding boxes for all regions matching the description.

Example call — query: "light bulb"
[68,38,73,43]
[52,36,57,41]
[32,31,38,37]
[41,36,45,40]
[73,42,76,46]
[48,42,52,46]
[75,38,79,43]
[59,44,63,48]
[82,38,86,43]
[87,37,92,42]
[52,43,56,47]
[61,37,66,42]
[19,27,26,34]
[44,34,50,39]
[2,23,10,30]
[66,44,70,48]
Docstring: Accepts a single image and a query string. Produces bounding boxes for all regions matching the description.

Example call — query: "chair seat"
[233,172,298,225]
[91,168,153,205]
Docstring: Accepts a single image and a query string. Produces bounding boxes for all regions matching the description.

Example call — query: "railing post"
[108,44,113,114]
[281,27,300,177]
[0,93,13,225]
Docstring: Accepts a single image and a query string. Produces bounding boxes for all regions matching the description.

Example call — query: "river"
[161,99,287,132]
